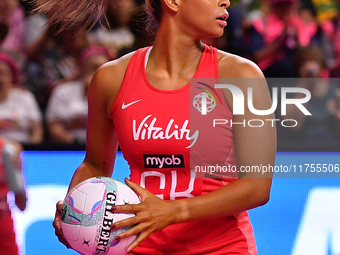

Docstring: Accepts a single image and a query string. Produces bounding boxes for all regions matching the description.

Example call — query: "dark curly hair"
[145,0,162,32]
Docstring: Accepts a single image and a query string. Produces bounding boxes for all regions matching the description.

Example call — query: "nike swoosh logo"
[122,99,143,109]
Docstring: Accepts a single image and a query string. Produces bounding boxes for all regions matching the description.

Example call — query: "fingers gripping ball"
[60,177,141,255]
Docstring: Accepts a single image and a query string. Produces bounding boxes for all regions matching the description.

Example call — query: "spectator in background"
[0,52,43,144]
[283,45,335,141]
[310,0,338,22]
[25,24,91,110]
[317,0,340,76]
[0,136,27,255]
[117,4,156,57]
[0,22,9,45]
[244,0,317,77]
[88,0,137,57]
[45,46,111,144]
[0,0,27,79]
[328,87,340,139]
[0,0,26,54]
[223,0,271,56]
[25,0,49,49]
[302,0,340,73]
[334,0,340,74]
[244,0,272,26]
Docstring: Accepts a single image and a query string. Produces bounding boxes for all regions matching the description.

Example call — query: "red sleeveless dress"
[111,45,257,254]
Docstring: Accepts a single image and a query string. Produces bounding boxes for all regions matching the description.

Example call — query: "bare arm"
[67,60,127,191]
[65,53,134,189]
[53,54,133,247]
[175,58,276,221]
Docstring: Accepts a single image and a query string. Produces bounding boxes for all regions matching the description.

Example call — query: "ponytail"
[145,0,162,33]
[34,0,108,32]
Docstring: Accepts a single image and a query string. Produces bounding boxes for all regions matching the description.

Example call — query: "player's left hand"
[111,178,180,253]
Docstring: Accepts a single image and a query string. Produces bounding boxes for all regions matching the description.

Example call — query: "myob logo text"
[143,154,185,169]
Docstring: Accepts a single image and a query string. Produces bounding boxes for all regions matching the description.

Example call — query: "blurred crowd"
[0,0,339,147]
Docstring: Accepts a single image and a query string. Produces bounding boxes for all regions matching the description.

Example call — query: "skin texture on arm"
[113,53,277,252]
[53,53,134,247]
[67,53,133,191]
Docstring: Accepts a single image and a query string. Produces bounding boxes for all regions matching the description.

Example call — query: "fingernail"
[115,235,121,240]
[110,224,116,229]
[111,206,116,211]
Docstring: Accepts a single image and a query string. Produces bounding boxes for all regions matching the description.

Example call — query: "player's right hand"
[53,200,72,249]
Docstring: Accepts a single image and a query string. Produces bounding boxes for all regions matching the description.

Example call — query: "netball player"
[0,137,27,255]
[46,0,277,254]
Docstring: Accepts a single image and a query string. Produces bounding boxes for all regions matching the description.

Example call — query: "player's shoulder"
[217,50,265,79]
[93,51,136,85]
[216,50,269,104]
[89,51,136,97]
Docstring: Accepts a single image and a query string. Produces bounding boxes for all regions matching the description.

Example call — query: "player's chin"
[207,27,226,38]
[217,27,227,36]
[202,31,225,40]
[216,30,225,38]
[199,29,224,40]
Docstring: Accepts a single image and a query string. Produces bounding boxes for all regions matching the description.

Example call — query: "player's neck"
[150,26,204,79]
